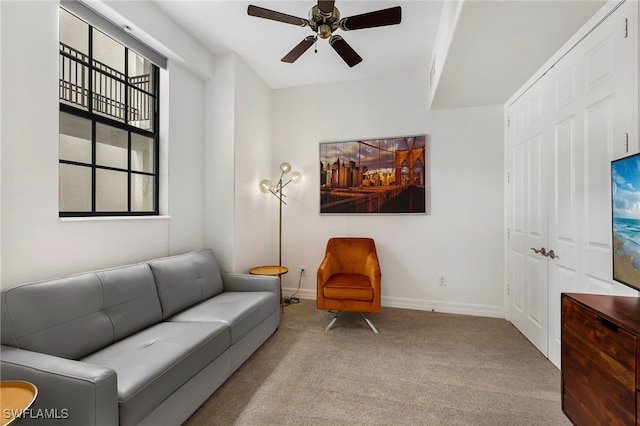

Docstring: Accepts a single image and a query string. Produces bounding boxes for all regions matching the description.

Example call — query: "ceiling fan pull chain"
[314,36,318,54]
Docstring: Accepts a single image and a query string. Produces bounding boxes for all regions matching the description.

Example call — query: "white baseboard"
[381,296,504,318]
[282,287,505,319]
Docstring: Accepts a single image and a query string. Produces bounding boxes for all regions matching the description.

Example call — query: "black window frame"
[59,7,160,217]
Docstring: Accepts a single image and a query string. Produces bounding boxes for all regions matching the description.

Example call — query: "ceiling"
[431,0,606,108]
[153,1,443,90]
[150,0,606,108]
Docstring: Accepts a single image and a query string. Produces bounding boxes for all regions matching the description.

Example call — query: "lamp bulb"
[259,179,273,193]
[280,162,292,174]
[290,171,302,184]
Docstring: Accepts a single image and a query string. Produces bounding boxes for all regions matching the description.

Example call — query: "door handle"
[530,247,547,256]
[547,249,559,259]
[530,247,559,259]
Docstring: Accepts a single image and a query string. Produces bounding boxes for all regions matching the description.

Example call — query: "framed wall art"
[319,135,429,214]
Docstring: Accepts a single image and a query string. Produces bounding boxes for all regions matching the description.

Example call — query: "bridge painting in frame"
[319,135,429,214]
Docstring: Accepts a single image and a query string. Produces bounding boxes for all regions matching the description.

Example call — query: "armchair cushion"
[324,273,373,301]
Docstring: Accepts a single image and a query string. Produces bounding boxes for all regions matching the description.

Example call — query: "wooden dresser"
[561,293,640,425]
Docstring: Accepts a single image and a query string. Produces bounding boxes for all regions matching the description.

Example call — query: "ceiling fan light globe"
[318,24,332,39]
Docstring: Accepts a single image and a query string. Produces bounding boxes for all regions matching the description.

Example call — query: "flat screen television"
[611,152,640,292]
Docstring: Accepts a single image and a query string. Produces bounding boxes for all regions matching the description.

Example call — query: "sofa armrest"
[221,273,279,294]
[0,345,118,426]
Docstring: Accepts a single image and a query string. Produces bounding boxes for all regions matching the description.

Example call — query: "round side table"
[250,265,288,312]
[249,265,288,276]
[0,381,38,426]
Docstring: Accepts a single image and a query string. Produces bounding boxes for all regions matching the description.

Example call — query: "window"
[59,7,159,216]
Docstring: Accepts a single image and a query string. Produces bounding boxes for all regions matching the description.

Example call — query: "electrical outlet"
[439,275,447,286]
[301,267,306,276]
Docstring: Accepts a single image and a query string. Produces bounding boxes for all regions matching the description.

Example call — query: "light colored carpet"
[184,300,570,426]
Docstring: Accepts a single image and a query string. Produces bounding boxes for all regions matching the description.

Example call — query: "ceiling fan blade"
[317,1,335,15]
[339,6,402,31]
[247,5,309,27]
[281,36,316,63]
[329,36,362,67]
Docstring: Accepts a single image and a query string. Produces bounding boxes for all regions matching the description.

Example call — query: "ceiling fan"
[247,1,402,67]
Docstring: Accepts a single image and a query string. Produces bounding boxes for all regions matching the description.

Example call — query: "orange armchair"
[317,237,381,332]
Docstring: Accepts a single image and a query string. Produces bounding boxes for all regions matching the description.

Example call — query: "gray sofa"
[0,249,280,425]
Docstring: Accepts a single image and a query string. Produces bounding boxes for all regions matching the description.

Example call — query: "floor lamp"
[259,162,302,266]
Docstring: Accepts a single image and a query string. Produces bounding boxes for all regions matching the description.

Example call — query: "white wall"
[0,0,3,288]
[273,71,505,316]
[166,60,205,255]
[0,1,208,288]
[203,53,274,273]
[232,56,275,273]
[1,2,505,318]
[203,55,236,272]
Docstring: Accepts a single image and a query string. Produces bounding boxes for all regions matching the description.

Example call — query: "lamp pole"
[278,175,283,266]
[259,162,302,267]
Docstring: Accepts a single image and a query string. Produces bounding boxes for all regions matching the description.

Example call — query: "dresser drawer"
[563,298,636,381]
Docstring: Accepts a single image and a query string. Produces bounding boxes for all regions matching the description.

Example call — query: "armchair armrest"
[0,345,118,426]
[364,252,382,289]
[221,273,279,294]
[365,252,382,310]
[317,252,335,287]
[317,253,336,310]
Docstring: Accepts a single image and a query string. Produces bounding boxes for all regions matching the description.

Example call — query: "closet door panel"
[555,116,576,242]
[585,97,615,250]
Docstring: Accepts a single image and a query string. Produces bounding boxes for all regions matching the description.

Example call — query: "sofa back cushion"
[1,273,113,359]
[147,250,224,319]
[98,263,163,341]
[0,263,162,359]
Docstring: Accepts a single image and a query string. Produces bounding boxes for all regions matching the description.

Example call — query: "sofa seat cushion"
[324,273,374,301]
[169,291,278,344]
[81,321,230,426]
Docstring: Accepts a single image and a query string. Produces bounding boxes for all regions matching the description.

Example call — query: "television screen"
[611,152,640,292]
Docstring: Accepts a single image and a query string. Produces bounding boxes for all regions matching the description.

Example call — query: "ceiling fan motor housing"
[309,5,340,39]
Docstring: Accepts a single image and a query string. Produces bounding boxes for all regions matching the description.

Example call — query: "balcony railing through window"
[59,42,153,127]
[59,43,89,109]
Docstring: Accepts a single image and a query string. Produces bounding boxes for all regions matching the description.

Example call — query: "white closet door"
[507,0,637,367]
[546,0,637,367]
[545,43,585,368]
[507,81,550,356]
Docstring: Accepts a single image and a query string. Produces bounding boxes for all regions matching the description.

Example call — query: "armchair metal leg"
[324,312,379,333]
[324,314,339,332]
[362,314,379,333]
